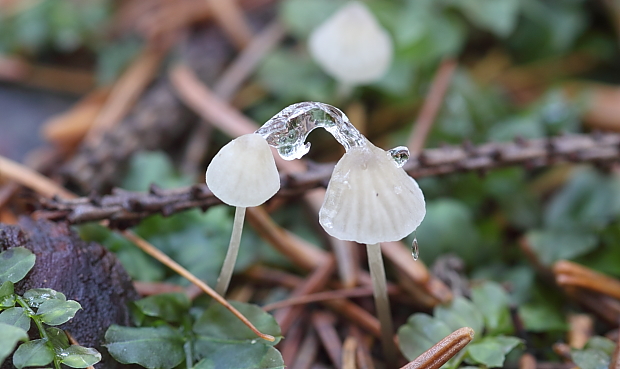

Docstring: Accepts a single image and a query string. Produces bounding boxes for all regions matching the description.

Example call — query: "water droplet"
[388,146,410,168]
[411,237,419,260]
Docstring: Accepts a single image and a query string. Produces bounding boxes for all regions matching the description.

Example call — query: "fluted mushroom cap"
[319,142,425,244]
[308,1,393,85]
[206,133,280,207]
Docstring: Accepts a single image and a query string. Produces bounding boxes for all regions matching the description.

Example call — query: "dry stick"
[83,47,166,146]
[0,155,275,342]
[213,21,286,101]
[407,58,458,154]
[0,181,19,209]
[262,286,382,311]
[39,132,620,226]
[567,313,593,349]
[554,260,620,300]
[171,63,359,287]
[133,281,185,296]
[204,0,253,49]
[323,298,381,339]
[312,311,343,368]
[214,206,246,295]
[122,230,273,341]
[366,243,397,365]
[274,257,336,334]
[342,335,358,369]
[291,328,319,369]
[519,353,537,369]
[280,316,307,365]
[400,327,474,369]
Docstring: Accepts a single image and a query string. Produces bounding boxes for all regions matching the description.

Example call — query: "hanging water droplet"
[388,146,410,168]
[411,237,419,260]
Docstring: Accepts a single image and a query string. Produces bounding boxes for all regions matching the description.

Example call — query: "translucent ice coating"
[319,142,426,244]
[256,102,367,160]
[255,101,425,244]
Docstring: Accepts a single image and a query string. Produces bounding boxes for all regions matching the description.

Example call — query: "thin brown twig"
[204,0,253,49]
[262,286,384,312]
[312,311,342,368]
[83,47,167,146]
[408,58,458,155]
[400,327,475,369]
[35,132,620,227]
[554,260,620,301]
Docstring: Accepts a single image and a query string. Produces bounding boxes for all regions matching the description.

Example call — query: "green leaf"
[471,282,514,335]
[46,327,70,349]
[527,229,598,265]
[572,349,610,369]
[279,0,347,38]
[58,345,102,368]
[23,288,66,308]
[434,297,484,336]
[449,0,520,37]
[584,336,616,355]
[13,339,54,369]
[105,325,185,369]
[397,313,452,361]
[122,151,192,191]
[467,336,521,368]
[518,302,567,332]
[0,247,36,284]
[0,281,15,308]
[36,299,81,326]
[193,301,283,368]
[0,323,29,364]
[133,293,190,323]
[0,307,31,331]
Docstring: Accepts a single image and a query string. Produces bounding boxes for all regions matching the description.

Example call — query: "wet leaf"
[36,299,81,326]
[58,345,102,368]
[471,282,514,335]
[0,281,15,308]
[133,293,190,323]
[0,307,31,331]
[13,338,54,369]
[0,247,36,284]
[0,323,29,364]
[193,301,283,368]
[105,325,185,369]
[397,313,452,361]
[467,336,521,367]
[518,302,567,332]
[434,297,484,336]
[23,288,66,308]
[448,0,520,37]
[527,229,598,265]
[572,349,610,369]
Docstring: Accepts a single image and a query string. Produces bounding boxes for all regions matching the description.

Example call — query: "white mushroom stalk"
[255,102,426,363]
[308,1,393,96]
[206,133,280,295]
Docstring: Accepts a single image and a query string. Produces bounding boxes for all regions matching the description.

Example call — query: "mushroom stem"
[215,206,247,296]
[366,242,397,364]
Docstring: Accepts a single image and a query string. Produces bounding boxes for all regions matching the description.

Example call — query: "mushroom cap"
[206,133,280,207]
[319,142,425,244]
[308,1,393,85]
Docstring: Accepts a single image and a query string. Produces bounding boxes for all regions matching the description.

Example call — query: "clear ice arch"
[255,101,409,167]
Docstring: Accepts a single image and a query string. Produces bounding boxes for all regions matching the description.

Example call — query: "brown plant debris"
[36,132,620,227]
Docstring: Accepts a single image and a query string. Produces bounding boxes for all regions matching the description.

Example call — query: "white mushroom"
[206,133,280,295]
[308,1,393,87]
[319,140,425,364]
[206,133,280,208]
[319,142,426,244]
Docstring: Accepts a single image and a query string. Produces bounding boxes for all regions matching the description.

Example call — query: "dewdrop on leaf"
[308,1,393,86]
[206,133,280,207]
[319,142,425,244]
